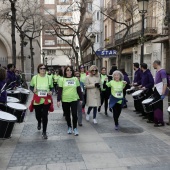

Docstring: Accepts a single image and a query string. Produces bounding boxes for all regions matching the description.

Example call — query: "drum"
[167,106,170,113]
[132,90,144,100]
[6,103,27,123]
[0,111,17,139]
[7,96,19,103]
[126,87,135,95]
[19,89,30,104]
[142,98,154,113]
[7,90,20,99]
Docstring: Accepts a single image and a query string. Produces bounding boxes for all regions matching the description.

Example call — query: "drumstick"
[0,83,6,94]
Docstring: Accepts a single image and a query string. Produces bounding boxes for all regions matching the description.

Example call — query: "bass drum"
[0,111,17,139]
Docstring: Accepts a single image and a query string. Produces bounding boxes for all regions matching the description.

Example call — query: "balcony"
[115,16,158,45]
[107,2,118,16]
[83,12,92,26]
[104,35,115,48]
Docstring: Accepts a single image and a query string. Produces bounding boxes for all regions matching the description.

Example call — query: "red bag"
[49,103,54,112]
[29,100,34,112]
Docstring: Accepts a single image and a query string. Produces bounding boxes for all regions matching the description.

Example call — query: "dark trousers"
[112,103,122,126]
[34,104,50,133]
[53,83,58,93]
[99,91,109,112]
[62,101,78,129]
[87,107,97,119]
[82,94,86,109]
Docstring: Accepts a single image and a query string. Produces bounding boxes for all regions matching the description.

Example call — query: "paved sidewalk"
[1,93,170,170]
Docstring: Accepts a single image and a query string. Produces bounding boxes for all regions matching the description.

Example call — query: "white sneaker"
[86,114,90,121]
[93,119,97,124]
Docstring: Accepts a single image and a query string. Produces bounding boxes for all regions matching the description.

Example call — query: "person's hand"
[57,101,60,108]
[123,81,127,85]
[104,77,108,81]
[79,100,83,104]
[95,83,100,88]
[33,87,37,93]
[160,95,165,100]
[141,87,146,90]
[48,91,52,96]
[134,83,138,86]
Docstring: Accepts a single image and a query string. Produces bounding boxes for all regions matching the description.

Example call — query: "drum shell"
[0,119,15,138]
[7,92,20,100]
[20,92,29,104]
[7,107,26,123]
[127,89,135,95]
[133,93,144,100]
[142,100,153,113]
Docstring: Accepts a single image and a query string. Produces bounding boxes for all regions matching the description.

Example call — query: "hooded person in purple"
[138,63,154,118]
[132,63,143,113]
[0,67,7,111]
[152,60,167,127]
[6,64,16,90]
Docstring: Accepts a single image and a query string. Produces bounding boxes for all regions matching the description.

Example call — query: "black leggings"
[34,104,50,133]
[62,101,78,129]
[87,107,97,119]
[112,103,122,126]
[100,91,109,112]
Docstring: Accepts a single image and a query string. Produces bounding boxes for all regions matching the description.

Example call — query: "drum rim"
[132,90,143,96]
[142,98,154,104]
[7,96,20,102]
[7,90,20,94]
[0,111,17,122]
[7,103,27,110]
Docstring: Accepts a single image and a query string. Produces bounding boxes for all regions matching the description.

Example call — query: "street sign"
[95,50,117,58]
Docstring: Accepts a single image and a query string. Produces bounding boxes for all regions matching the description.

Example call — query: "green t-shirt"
[106,80,125,104]
[53,75,60,83]
[47,74,53,84]
[101,74,108,91]
[30,74,53,105]
[80,73,86,83]
[58,77,80,102]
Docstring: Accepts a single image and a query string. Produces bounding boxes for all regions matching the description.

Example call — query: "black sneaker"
[105,112,108,116]
[78,123,83,126]
[37,123,41,130]
[42,132,48,139]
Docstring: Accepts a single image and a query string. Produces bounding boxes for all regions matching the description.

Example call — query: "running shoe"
[115,125,119,130]
[67,127,72,134]
[42,132,48,139]
[93,119,97,124]
[37,122,41,130]
[73,128,79,136]
[86,114,90,121]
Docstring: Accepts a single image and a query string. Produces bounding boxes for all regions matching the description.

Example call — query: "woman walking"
[0,67,7,111]
[98,67,110,115]
[30,64,53,139]
[85,65,101,124]
[105,70,126,130]
[57,66,82,136]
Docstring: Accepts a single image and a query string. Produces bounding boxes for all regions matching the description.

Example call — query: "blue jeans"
[87,107,97,119]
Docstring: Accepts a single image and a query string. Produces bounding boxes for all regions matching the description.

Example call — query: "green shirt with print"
[101,74,108,91]
[106,80,125,104]
[58,77,80,102]
[30,74,53,105]
[80,73,86,83]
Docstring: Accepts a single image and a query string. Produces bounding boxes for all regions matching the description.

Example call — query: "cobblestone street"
[1,93,170,170]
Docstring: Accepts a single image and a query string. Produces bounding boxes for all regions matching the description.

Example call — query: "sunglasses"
[92,70,97,72]
[76,76,80,77]
[39,67,46,70]
[66,69,72,71]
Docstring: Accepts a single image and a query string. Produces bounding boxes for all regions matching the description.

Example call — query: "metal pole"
[140,13,145,64]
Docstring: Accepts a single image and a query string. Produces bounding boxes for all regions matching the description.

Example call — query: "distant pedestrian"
[105,70,127,130]
[57,66,83,136]
[85,65,101,124]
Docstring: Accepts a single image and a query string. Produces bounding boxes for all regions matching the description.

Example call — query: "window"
[44,9,55,15]
[44,40,55,45]
[44,0,54,4]
[87,3,92,12]
[57,5,72,13]
[57,16,72,23]
[57,37,72,44]
[96,34,99,43]
[96,11,100,20]
[47,50,56,55]
[59,0,69,2]
[44,30,55,35]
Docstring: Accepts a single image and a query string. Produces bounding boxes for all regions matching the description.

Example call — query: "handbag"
[29,99,34,112]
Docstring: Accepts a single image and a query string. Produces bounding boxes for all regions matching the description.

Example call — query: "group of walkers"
[0,59,168,140]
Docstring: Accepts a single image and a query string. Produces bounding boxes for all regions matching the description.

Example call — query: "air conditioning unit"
[144,45,152,54]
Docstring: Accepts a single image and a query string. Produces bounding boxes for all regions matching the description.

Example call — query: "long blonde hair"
[89,65,99,77]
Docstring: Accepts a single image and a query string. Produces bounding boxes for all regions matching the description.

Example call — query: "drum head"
[7,103,27,110]
[142,98,153,104]
[132,90,143,97]
[7,96,19,103]
[17,88,30,94]
[7,90,20,94]
[168,106,170,112]
[0,111,17,122]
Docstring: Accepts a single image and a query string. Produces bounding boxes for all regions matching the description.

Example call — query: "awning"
[151,36,168,43]
[47,55,70,66]
[122,47,133,54]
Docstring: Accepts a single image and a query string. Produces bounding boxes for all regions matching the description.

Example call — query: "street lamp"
[75,46,79,69]
[137,0,149,64]
[45,57,48,67]
[90,33,96,65]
